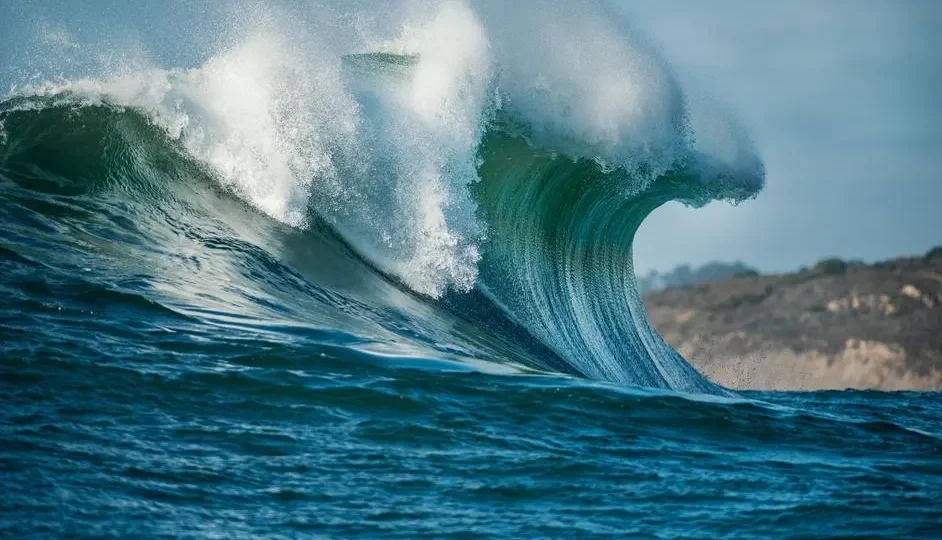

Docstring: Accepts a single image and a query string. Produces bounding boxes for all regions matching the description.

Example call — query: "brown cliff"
[643,249,942,391]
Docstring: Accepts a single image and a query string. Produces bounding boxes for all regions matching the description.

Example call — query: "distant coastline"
[644,248,942,391]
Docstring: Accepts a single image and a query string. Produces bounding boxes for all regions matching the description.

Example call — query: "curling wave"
[0,0,763,393]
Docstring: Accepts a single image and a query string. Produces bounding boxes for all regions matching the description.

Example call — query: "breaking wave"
[0,0,763,393]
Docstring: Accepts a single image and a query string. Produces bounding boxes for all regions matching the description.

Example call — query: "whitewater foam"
[15,33,360,230]
[5,0,763,299]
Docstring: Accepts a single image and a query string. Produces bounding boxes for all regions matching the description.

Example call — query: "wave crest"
[1,0,764,391]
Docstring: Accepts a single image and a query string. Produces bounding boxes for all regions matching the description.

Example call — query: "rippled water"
[2,3,940,536]
[3,298,941,537]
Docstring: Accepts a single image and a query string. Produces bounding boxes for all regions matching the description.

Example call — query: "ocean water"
[2,1,940,537]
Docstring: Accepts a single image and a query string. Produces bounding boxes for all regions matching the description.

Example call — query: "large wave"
[0,0,763,393]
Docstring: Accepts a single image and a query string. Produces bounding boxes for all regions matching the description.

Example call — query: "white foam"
[475,0,690,181]
[339,1,492,295]
[20,33,360,230]
[9,0,763,297]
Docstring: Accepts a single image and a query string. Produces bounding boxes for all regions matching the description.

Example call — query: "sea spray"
[1,0,763,390]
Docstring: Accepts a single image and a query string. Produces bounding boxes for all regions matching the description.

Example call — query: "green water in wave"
[1,85,940,540]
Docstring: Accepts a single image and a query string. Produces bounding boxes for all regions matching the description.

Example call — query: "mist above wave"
[4,0,763,297]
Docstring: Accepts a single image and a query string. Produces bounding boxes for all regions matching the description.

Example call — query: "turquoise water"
[2,3,940,536]
[1,95,940,539]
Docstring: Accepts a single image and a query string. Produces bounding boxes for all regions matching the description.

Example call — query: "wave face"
[0,0,763,393]
[7,6,942,537]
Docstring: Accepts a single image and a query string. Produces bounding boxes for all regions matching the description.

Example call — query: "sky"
[623,0,942,273]
[1,1,939,275]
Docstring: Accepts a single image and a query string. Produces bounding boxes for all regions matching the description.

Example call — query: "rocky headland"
[643,248,942,391]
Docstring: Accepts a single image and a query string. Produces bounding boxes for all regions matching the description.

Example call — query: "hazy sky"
[624,0,942,273]
[2,1,939,275]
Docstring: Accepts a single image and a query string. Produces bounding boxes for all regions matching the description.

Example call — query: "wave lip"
[1,0,764,393]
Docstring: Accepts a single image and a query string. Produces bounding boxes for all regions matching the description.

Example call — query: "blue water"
[3,321,941,537]
[2,98,940,539]
[2,2,941,537]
